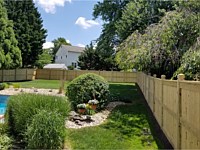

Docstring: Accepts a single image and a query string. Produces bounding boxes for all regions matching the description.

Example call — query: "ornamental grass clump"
[25,110,66,149]
[5,93,70,139]
[66,73,110,110]
[0,124,12,150]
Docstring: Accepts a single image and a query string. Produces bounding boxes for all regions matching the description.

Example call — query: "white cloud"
[75,17,99,29]
[43,42,54,49]
[77,44,85,47]
[66,39,70,44]
[34,0,71,14]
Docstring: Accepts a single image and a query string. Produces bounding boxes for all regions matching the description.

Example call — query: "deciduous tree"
[52,37,71,61]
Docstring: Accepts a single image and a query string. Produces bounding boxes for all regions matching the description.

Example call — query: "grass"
[7,79,69,89]
[65,83,163,149]
[4,80,165,149]
[109,83,140,103]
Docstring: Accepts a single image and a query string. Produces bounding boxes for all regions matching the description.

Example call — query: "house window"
[61,56,62,59]
[72,62,77,68]
[66,55,67,58]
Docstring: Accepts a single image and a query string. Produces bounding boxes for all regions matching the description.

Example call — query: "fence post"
[2,70,4,82]
[32,69,36,80]
[153,74,157,113]
[26,69,28,80]
[148,73,151,103]
[58,69,66,94]
[110,71,113,82]
[161,75,166,127]
[15,69,17,81]
[176,74,185,149]
[143,73,145,94]
[49,69,51,80]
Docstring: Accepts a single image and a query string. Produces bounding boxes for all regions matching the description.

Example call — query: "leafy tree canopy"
[93,0,129,70]
[78,43,101,70]
[116,0,176,41]
[52,37,71,61]
[116,1,200,78]
[35,48,53,69]
[174,40,200,80]
[92,0,176,70]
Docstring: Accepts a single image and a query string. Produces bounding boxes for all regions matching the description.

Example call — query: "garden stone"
[66,101,126,129]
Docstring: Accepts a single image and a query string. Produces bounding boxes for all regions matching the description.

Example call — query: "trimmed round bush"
[66,73,110,109]
[5,93,70,139]
[25,110,66,149]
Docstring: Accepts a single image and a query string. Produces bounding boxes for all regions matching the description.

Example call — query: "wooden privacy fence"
[0,69,36,82]
[137,72,200,149]
[36,69,137,83]
[1,68,200,149]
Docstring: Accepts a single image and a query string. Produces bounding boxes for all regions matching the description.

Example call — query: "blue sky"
[34,0,102,48]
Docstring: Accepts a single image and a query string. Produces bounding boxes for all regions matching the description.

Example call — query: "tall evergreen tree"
[4,0,47,67]
[0,0,22,69]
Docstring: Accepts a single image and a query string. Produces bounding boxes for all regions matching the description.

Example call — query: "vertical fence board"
[137,72,200,149]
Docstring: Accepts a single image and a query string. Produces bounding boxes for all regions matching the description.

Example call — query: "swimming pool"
[0,95,9,115]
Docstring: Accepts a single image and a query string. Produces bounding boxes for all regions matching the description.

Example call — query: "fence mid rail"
[36,69,137,83]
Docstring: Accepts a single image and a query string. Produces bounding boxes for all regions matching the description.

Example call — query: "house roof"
[60,45,85,53]
[43,64,68,70]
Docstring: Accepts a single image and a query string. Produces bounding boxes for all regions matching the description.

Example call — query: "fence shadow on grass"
[105,83,173,149]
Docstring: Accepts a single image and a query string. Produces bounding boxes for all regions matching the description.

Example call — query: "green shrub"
[5,93,70,139]
[26,110,66,149]
[0,134,12,150]
[66,73,109,109]
[4,83,9,88]
[67,65,75,70]
[0,83,6,90]
[12,83,20,89]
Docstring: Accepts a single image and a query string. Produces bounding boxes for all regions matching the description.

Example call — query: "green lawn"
[7,79,69,89]
[65,83,163,149]
[6,80,164,149]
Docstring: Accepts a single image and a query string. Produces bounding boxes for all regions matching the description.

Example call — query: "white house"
[55,45,85,68]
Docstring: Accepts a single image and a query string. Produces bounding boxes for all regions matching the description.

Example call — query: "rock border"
[65,101,126,129]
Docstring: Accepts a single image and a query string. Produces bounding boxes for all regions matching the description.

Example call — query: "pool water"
[0,95,9,115]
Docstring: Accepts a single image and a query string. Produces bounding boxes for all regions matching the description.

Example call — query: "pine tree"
[0,0,22,69]
[4,0,47,67]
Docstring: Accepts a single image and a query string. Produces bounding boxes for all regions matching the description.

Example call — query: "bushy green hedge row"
[66,73,110,109]
[6,93,70,149]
